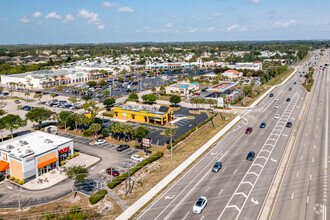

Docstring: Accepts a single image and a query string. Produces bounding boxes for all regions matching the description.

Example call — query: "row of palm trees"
[190,98,217,110]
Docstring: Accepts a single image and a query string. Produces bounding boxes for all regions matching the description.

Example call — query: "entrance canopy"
[0,160,9,171]
[37,157,58,169]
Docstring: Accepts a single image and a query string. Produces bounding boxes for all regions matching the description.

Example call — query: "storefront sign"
[59,146,70,154]
[25,156,34,162]
[142,138,150,148]
[76,73,84,77]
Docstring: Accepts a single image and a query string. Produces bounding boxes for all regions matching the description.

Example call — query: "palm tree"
[9,89,14,98]
[25,91,30,100]
[52,75,58,86]
[60,75,65,85]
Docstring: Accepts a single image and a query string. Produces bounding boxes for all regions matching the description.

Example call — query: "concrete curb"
[116,116,241,220]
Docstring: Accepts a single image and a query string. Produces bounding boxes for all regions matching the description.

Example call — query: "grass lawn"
[302,79,314,92]
[110,113,236,218]
[264,68,294,87]
[157,95,187,102]
[232,86,270,107]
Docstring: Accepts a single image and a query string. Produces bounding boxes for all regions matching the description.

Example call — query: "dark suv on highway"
[246,151,255,161]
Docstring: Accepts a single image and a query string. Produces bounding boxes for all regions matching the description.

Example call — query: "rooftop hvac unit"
[44,139,53,144]
[6,145,14,149]
[19,140,28,145]
[25,149,34,154]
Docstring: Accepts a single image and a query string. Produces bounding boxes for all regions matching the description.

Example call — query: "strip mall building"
[0,131,73,180]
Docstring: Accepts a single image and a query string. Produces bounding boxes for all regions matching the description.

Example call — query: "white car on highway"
[274,114,280,119]
[275,104,279,109]
[275,97,279,101]
[131,154,144,162]
[193,197,207,214]
[95,139,107,145]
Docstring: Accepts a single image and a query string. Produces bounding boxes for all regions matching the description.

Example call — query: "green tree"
[34,93,43,103]
[0,109,6,116]
[134,126,150,140]
[54,111,71,131]
[128,92,139,102]
[0,114,27,138]
[50,93,57,101]
[151,87,156,93]
[103,98,115,106]
[100,80,106,87]
[88,123,102,140]
[87,81,97,87]
[142,94,156,103]
[101,128,110,138]
[82,95,92,103]
[68,97,78,105]
[25,91,30,100]
[169,95,181,106]
[65,165,89,183]
[103,89,110,96]
[243,85,254,98]
[160,85,165,93]
[26,107,52,129]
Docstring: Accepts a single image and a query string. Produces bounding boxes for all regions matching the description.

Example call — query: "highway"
[269,50,330,220]
[136,54,317,219]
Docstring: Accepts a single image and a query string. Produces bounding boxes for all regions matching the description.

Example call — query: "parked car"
[274,114,280,119]
[95,139,107,145]
[131,154,144,162]
[246,151,255,161]
[0,105,5,108]
[116,144,129,151]
[260,122,266,128]
[286,122,292,128]
[212,161,222,172]
[275,104,279,109]
[286,98,291,102]
[245,127,253,134]
[275,97,279,101]
[14,100,20,104]
[289,87,292,91]
[106,168,120,177]
[193,197,207,214]
[269,93,274,97]
[293,82,297,84]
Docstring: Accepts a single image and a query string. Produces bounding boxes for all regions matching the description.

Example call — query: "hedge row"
[89,189,108,205]
[0,134,18,142]
[108,151,163,189]
[167,113,219,150]
[102,112,113,117]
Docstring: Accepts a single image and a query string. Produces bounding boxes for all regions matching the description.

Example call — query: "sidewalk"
[116,116,241,220]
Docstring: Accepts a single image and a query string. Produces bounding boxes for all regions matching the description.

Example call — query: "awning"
[37,157,58,169]
[0,160,9,172]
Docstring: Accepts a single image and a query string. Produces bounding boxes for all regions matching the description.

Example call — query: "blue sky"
[0,0,329,44]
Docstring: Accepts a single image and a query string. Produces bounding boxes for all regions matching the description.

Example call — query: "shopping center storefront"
[0,131,73,180]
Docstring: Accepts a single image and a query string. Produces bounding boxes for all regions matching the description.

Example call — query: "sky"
[0,0,329,44]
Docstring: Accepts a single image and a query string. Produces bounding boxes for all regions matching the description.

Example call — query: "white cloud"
[246,0,260,4]
[45,12,62,19]
[227,24,239,31]
[102,2,121,8]
[189,28,197,33]
[78,9,104,29]
[20,16,32,23]
[208,27,215,32]
[227,24,246,32]
[273,19,296,28]
[0,18,7,23]
[63,14,74,24]
[117,7,134,13]
[166,23,172,28]
[213,13,222,18]
[33,11,42,18]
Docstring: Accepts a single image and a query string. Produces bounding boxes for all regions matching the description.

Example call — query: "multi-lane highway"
[269,51,330,220]
[136,54,319,219]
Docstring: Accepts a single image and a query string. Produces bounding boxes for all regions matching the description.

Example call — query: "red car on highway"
[245,127,253,134]
[106,168,120,177]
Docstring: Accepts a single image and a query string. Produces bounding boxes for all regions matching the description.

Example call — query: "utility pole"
[18,186,21,211]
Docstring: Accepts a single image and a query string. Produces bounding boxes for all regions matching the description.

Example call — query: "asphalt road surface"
[269,50,330,220]
[136,54,317,219]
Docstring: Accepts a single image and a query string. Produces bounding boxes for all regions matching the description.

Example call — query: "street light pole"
[170,126,173,163]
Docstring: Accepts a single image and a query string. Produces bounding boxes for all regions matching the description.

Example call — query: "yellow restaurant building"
[114,104,173,125]
[0,131,73,180]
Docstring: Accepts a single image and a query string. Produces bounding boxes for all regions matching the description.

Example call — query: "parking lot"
[58,132,139,195]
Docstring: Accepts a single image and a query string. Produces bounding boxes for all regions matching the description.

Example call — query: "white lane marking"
[297,172,299,177]
[222,167,226,172]
[316,134,318,138]
[313,158,315,163]
[206,185,211,192]
[90,166,96,170]
[165,195,175,200]
[306,133,308,137]
[183,212,189,220]
[98,169,105,173]
[291,193,294,199]
[307,196,310,204]
[310,175,313,180]
[201,216,204,220]
[218,189,223,196]
[314,145,316,149]
[300,155,303,160]
[233,169,238,174]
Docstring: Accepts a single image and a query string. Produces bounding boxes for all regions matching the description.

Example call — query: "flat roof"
[2,69,87,79]
[167,82,198,89]
[118,104,169,115]
[207,82,238,93]
[0,131,72,160]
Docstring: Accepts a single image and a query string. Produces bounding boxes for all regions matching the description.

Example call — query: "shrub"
[14,179,19,183]
[61,161,66,166]
[0,134,18,142]
[9,177,15,180]
[44,212,55,220]
[166,113,219,150]
[74,152,79,157]
[101,128,110,137]
[18,180,25,185]
[102,112,113,117]
[89,189,108,205]
[67,156,71,160]
[108,151,163,189]
[82,130,92,137]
